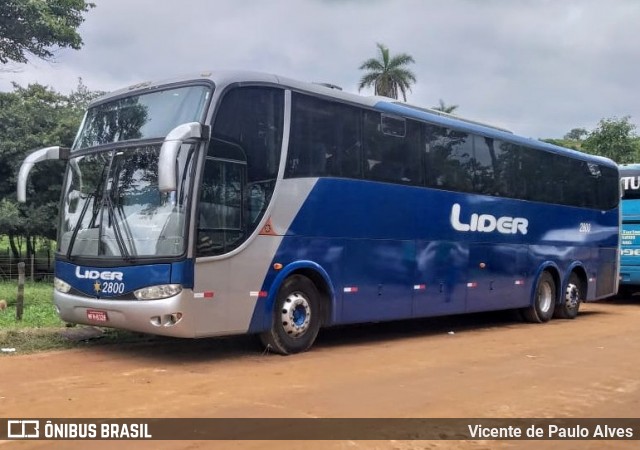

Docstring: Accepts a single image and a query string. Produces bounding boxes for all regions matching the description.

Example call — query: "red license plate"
[86,309,108,322]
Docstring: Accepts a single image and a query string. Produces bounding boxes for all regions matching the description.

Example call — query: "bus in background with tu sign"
[618,164,640,296]
[17,71,620,354]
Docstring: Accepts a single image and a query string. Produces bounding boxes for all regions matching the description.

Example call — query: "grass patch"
[0,327,155,354]
[0,328,76,352]
[0,281,153,354]
[0,281,62,329]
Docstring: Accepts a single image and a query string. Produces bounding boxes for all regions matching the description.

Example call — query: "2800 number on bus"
[101,282,125,295]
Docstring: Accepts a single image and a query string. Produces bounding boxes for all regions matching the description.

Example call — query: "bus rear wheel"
[259,274,321,355]
[522,271,555,323]
[554,273,582,319]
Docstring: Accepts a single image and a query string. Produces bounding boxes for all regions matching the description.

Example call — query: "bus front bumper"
[53,290,198,338]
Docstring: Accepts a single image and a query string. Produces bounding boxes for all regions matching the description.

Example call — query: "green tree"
[582,116,639,163]
[0,80,101,258]
[432,99,458,114]
[0,199,24,257]
[69,77,104,109]
[542,138,581,151]
[358,43,416,101]
[564,128,588,141]
[0,0,95,65]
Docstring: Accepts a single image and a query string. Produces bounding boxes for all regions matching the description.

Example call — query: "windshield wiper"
[104,193,136,261]
[115,202,138,257]
[66,152,135,261]
[66,163,108,259]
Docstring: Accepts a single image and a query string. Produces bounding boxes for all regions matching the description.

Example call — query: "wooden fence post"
[16,262,25,320]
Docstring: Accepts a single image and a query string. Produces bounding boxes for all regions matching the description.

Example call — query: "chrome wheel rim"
[565,283,580,309]
[538,281,553,313]
[280,292,311,338]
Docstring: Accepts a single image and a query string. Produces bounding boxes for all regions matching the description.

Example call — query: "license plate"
[86,309,108,322]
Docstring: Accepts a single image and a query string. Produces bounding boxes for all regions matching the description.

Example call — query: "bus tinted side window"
[364,112,422,185]
[599,166,620,209]
[518,148,618,209]
[566,160,595,207]
[519,146,552,204]
[473,135,499,196]
[572,161,618,210]
[494,140,526,199]
[286,95,619,210]
[424,124,473,192]
[286,93,361,179]
[197,86,284,257]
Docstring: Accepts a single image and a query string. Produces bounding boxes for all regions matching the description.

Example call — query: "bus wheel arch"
[292,268,333,326]
[259,269,331,355]
[555,268,587,320]
[522,269,558,323]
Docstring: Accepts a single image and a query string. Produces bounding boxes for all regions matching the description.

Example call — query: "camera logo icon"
[7,420,40,439]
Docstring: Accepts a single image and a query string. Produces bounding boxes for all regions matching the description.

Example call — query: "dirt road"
[2,298,640,449]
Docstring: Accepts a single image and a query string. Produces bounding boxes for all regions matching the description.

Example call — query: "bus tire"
[554,273,582,319]
[259,274,321,355]
[522,271,556,323]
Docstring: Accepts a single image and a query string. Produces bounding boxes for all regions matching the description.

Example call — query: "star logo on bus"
[93,281,101,294]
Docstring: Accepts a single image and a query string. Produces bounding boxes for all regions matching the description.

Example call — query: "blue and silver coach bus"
[618,164,640,296]
[17,71,620,354]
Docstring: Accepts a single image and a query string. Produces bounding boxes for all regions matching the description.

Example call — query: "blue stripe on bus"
[248,178,618,332]
[56,259,194,298]
[282,178,617,245]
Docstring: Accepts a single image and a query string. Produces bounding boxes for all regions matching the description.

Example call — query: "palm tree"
[433,99,459,114]
[358,43,416,101]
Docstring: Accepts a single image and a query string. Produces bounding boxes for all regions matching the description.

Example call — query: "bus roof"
[89,70,618,170]
[391,101,514,134]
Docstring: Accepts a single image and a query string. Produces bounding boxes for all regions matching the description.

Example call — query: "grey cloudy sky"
[1,0,638,139]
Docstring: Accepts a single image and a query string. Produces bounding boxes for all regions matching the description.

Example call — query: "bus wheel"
[522,271,555,323]
[554,273,582,319]
[259,274,321,355]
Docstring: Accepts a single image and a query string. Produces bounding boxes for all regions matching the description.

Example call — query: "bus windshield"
[74,85,211,150]
[59,144,196,259]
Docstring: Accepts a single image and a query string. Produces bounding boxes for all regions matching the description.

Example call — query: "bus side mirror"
[17,146,70,203]
[158,122,210,193]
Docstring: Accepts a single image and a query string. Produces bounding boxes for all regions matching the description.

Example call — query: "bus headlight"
[54,277,71,293]
[134,284,182,300]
